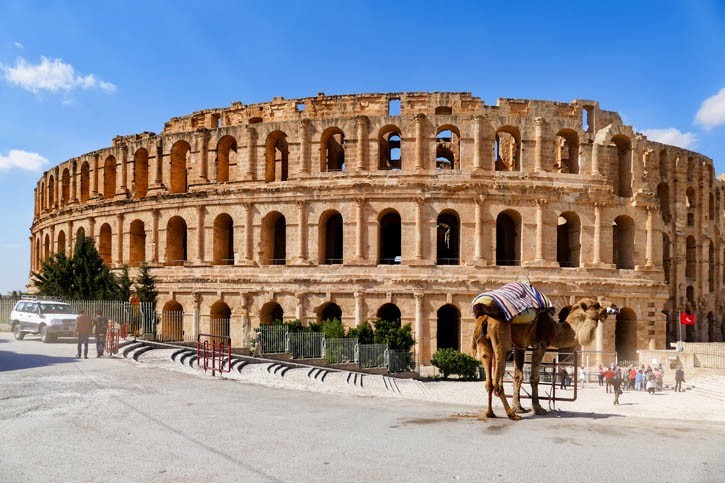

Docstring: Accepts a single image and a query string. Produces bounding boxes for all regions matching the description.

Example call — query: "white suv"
[10,299,77,343]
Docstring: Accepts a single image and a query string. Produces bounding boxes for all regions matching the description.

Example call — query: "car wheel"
[41,326,52,343]
[13,324,25,340]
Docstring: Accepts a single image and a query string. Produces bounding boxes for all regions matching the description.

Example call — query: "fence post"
[354,343,359,364]
[384,348,390,370]
[285,333,290,353]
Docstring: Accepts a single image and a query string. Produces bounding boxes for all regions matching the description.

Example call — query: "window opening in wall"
[377,303,401,326]
[217,136,237,183]
[388,99,400,116]
[322,212,343,265]
[266,132,288,182]
[554,129,579,174]
[57,231,66,255]
[435,106,452,115]
[496,211,520,266]
[320,303,342,323]
[686,157,695,182]
[99,223,112,265]
[273,216,286,265]
[379,129,402,170]
[170,141,190,194]
[166,216,188,266]
[657,183,672,223]
[612,135,632,197]
[213,214,234,265]
[685,236,696,279]
[615,308,638,361]
[261,302,284,325]
[659,149,668,180]
[557,213,581,268]
[662,234,671,284]
[436,304,461,351]
[249,117,263,124]
[612,215,634,269]
[379,212,402,265]
[323,128,346,172]
[211,113,221,129]
[582,106,593,132]
[435,128,458,170]
[436,212,460,265]
[129,220,146,266]
[495,127,520,171]
[103,156,116,199]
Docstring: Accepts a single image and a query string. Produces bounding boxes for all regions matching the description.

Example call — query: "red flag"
[680,312,696,325]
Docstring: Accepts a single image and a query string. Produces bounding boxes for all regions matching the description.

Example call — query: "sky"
[0,0,724,294]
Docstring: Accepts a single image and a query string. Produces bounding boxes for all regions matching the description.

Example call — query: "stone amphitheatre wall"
[29,92,725,366]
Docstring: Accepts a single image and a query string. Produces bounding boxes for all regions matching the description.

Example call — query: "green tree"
[32,252,74,297]
[117,265,133,301]
[320,318,346,338]
[372,318,415,351]
[348,321,374,344]
[133,262,158,304]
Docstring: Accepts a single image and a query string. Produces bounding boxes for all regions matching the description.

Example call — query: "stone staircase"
[687,375,725,401]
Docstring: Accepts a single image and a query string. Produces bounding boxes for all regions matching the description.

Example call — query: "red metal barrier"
[106,326,120,356]
[196,334,232,376]
[119,323,129,339]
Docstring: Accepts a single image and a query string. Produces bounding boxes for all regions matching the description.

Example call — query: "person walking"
[92,310,109,357]
[675,366,685,392]
[597,365,604,386]
[578,365,587,389]
[604,366,614,393]
[253,329,263,357]
[559,367,569,390]
[612,369,623,405]
[74,310,93,359]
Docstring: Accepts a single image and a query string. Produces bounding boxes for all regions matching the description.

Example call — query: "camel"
[472,298,618,420]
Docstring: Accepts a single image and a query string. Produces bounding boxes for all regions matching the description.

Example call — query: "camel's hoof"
[507,413,522,421]
[534,407,548,416]
[485,410,496,418]
[513,406,531,414]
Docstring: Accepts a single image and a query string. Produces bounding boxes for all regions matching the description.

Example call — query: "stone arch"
[210,300,231,337]
[709,192,715,221]
[436,304,460,351]
[436,210,460,265]
[662,233,671,284]
[34,237,40,270]
[494,125,521,171]
[260,302,284,325]
[170,140,190,194]
[657,182,672,223]
[378,209,402,265]
[129,219,146,266]
[615,307,637,361]
[134,148,149,198]
[161,300,184,341]
[320,127,345,172]
[318,302,342,322]
[496,209,521,266]
[166,216,188,265]
[686,186,696,226]
[57,230,66,255]
[48,175,55,208]
[103,155,116,199]
[554,128,579,174]
[319,210,343,265]
[378,125,402,170]
[76,227,85,241]
[265,131,288,182]
[685,236,696,280]
[686,156,695,182]
[707,240,714,292]
[377,303,401,326]
[435,125,460,170]
[80,161,90,203]
[261,211,286,265]
[611,135,632,197]
[217,135,237,183]
[659,149,668,179]
[557,211,581,268]
[44,233,50,260]
[613,215,635,269]
[213,213,234,265]
[61,168,70,206]
[40,180,46,211]
[99,223,112,265]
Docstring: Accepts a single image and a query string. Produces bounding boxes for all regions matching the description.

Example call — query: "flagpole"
[677,311,683,352]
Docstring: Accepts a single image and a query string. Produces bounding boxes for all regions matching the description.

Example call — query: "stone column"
[240,202,254,265]
[414,197,424,261]
[295,293,305,322]
[593,202,602,264]
[472,115,482,171]
[196,205,205,264]
[71,161,78,203]
[151,208,159,264]
[50,225,55,255]
[296,201,308,262]
[591,143,600,176]
[240,293,250,348]
[119,144,128,196]
[196,129,209,183]
[356,116,367,172]
[299,119,311,175]
[245,127,257,180]
[67,220,73,256]
[474,195,486,264]
[414,114,425,171]
[91,154,100,198]
[115,213,124,266]
[354,198,365,260]
[354,291,364,326]
[54,167,60,208]
[153,140,164,188]
[645,206,654,267]
[534,117,545,172]
[192,292,201,340]
[536,199,546,261]
[414,292,424,368]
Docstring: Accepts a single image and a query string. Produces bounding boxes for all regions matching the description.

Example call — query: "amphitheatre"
[29,91,725,369]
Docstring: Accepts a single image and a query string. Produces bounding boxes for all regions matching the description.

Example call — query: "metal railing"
[357,344,388,368]
[323,338,357,363]
[196,333,232,376]
[287,332,324,359]
[259,325,288,354]
[386,349,415,373]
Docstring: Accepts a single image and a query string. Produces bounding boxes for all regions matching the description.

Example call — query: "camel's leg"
[529,345,548,415]
[488,318,521,421]
[512,347,529,413]
[479,338,496,418]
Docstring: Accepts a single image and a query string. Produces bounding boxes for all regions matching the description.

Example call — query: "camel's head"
[558,298,618,345]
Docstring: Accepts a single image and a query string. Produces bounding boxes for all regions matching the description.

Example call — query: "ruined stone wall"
[30,92,725,366]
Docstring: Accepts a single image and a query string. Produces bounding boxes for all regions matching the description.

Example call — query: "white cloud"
[1,56,116,94]
[695,87,725,129]
[0,149,50,171]
[641,128,697,150]
[13,42,23,49]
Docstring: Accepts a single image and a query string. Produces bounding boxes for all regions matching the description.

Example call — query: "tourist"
[655,368,664,392]
[74,310,93,359]
[635,369,644,391]
[675,366,685,392]
[646,374,656,395]
[559,367,569,390]
[597,365,605,386]
[578,364,587,389]
[92,310,108,357]
[604,365,614,393]
[628,366,637,390]
[612,368,623,405]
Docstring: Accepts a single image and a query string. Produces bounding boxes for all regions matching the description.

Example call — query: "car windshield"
[38,303,76,315]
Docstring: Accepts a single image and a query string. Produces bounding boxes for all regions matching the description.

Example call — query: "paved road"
[1,334,724,483]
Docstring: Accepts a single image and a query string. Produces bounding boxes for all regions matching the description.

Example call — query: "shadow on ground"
[0,350,77,372]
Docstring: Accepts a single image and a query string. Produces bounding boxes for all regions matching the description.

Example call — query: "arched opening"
[436,211,460,265]
[379,211,402,265]
[319,302,342,322]
[662,234,671,284]
[496,210,521,266]
[657,183,672,223]
[217,135,237,183]
[686,187,696,226]
[76,227,85,240]
[685,287,696,341]
[210,301,231,337]
[494,126,521,171]
[260,302,284,325]
[615,308,637,361]
[557,212,581,268]
[686,157,695,182]
[99,223,112,265]
[709,193,715,221]
[685,236,696,280]
[134,148,149,198]
[612,135,632,197]
[40,181,46,211]
[435,126,460,170]
[44,234,50,260]
[378,126,402,170]
[261,212,286,265]
[213,213,234,265]
[166,216,188,266]
[61,168,70,206]
[57,230,66,255]
[80,161,90,203]
[708,241,715,292]
[161,300,184,341]
[321,127,345,172]
[436,304,460,351]
[170,140,190,194]
[34,238,40,270]
[377,303,401,326]
[320,211,343,265]
[129,219,146,266]
[554,129,579,174]
[659,149,668,180]
[613,215,635,269]
[265,131,288,182]
[103,156,116,199]
[48,175,55,208]
[707,312,716,342]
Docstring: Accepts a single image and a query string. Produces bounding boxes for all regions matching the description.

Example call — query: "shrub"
[320,318,345,338]
[372,318,415,351]
[347,321,374,344]
[431,348,482,380]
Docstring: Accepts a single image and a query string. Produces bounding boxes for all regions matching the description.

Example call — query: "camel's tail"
[472,315,488,352]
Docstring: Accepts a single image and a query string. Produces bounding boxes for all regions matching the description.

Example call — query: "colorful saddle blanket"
[471,282,554,324]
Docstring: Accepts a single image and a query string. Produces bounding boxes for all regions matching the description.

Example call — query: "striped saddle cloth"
[471,282,554,324]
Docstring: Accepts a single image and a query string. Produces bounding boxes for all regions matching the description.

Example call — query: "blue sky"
[0,0,724,293]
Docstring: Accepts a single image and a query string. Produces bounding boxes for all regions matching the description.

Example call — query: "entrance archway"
[436,304,460,351]
[377,303,401,326]
[615,308,637,361]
